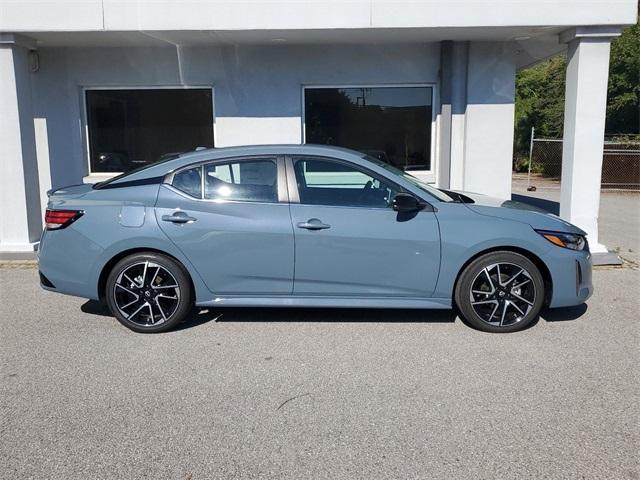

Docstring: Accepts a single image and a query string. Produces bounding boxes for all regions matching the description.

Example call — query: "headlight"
[536,230,587,251]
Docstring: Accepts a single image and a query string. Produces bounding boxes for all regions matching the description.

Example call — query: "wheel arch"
[97,247,196,301]
[452,246,553,307]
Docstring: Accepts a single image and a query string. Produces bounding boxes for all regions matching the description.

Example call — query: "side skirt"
[196,296,452,309]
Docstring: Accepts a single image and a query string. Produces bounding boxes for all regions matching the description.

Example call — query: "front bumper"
[548,248,593,308]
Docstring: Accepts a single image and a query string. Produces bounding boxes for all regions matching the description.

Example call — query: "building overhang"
[2,1,635,69]
[0,26,592,70]
[1,0,637,32]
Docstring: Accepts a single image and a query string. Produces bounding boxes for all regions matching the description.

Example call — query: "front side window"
[294,157,398,208]
[204,159,278,203]
[304,86,432,171]
[86,88,214,173]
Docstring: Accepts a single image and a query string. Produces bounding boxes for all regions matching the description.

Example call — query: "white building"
[0,1,637,260]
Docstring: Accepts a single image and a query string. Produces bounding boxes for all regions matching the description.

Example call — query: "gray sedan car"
[39,145,592,333]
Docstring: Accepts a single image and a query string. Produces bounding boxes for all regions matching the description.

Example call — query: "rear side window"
[172,166,202,198]
[203,159,278,203]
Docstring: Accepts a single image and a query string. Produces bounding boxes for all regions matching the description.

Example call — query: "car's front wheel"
[455,251,545,333]
[105,252,193,333]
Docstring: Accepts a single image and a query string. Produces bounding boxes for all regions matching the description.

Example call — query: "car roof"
[107,144,367,185]
[98,143,450,203]
[180,144,363,160]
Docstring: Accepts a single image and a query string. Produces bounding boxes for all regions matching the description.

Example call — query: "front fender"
[433,203,554,299]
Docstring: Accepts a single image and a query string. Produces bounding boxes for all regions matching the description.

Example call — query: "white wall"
[30,43,440,195]
[0,45,42,251]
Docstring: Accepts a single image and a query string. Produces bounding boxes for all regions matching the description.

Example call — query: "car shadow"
[540,303,588,322]
[80,300,112,317]
[175,307,459,331]
[512,193,560,215]
[81,299,457,331]
[80,300,588,331]
[204,307,457,323]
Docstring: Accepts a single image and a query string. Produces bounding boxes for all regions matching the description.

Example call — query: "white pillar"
[0,37,41,252]
[559,27,621,254]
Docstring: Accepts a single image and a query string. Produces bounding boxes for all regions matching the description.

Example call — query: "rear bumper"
[548,249,593,308]
[38,228,104,300]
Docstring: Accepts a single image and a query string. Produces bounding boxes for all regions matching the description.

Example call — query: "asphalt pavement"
[1,267,638,479]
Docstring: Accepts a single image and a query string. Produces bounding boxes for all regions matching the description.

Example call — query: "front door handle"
[297,218,331,230]
[161,211,197,224]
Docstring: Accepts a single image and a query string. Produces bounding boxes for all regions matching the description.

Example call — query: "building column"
[462,42,516,199]
[445,42,468,191]
[559,27,622,255]
[0,35,41,252]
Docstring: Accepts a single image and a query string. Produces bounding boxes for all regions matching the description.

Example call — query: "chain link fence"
[521,130,640,192]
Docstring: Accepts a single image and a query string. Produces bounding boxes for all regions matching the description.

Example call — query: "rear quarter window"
[172,166,203,198]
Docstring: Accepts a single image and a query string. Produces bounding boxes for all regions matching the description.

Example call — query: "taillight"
[44,209,83,230]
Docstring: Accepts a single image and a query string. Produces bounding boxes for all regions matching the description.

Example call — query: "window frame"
[300,84,437,178]
[81,85,216,177]
[285,155,409,210]
[165,155,288,205]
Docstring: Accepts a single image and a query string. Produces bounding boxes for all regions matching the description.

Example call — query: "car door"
[287,155,441,297]
[156,156,294,295]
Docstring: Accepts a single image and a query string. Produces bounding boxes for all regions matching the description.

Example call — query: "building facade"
[0,1,637,257]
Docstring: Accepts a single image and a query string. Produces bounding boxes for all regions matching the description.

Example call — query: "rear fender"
[91,233,211,303]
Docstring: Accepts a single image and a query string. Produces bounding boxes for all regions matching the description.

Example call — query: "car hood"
[453,190,587,236]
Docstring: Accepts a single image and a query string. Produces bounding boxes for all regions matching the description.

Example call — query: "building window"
[304,86,433,171]
[86,88,214,173]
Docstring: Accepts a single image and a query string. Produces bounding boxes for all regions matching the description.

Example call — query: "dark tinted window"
[294,157,398,208]
[304,87,432,171]
[86,89,214,173]
[204,159,278,203]
[172,166,202,198]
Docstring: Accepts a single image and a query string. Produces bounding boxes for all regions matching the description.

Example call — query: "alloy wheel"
[112,261,181,326]
[468,262,536,327]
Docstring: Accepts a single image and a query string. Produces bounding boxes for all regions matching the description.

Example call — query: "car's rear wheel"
[105,252,193,333]
[455,251,545,333]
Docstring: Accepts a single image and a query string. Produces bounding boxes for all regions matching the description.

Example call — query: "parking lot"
[1,266,638,479]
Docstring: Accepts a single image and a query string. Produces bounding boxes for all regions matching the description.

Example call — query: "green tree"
[513,20,639,161]
[606,21,640,135]
[514,55,567,159]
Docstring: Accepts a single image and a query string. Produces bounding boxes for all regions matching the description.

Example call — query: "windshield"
[93,153,181,189]
[362,155,455,202]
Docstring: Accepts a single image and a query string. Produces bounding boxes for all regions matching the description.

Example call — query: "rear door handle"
[297,218,331,230]
[161,211,197,224]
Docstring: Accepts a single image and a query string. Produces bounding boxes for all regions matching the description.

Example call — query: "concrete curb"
[591,251,624,266]
[0,251,38,261]
[0,260,38,269]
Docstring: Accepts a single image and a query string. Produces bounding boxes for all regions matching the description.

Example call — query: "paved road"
[1,267,638,480]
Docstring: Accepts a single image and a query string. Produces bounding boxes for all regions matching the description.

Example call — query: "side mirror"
[392,193,425,213]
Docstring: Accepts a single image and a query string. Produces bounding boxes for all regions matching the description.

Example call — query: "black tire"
[454,251,545,333]
[105,252,193,333]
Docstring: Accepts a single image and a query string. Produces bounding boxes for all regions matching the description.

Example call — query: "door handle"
[297,218,331,230]
[161,211,197,224]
